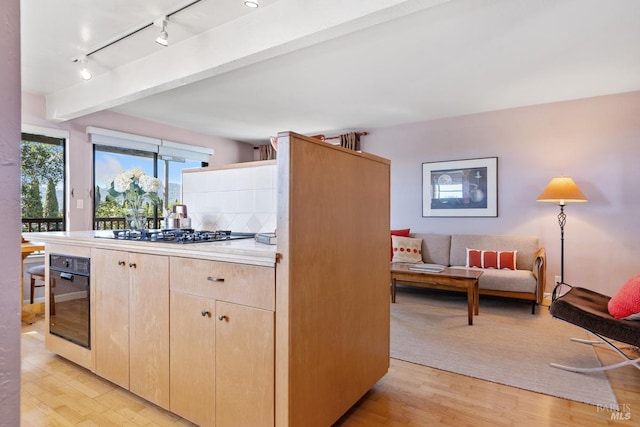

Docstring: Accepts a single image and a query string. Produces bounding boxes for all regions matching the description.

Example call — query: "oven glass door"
[49,270,90,348]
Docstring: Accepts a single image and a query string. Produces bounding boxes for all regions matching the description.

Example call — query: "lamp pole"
[557,203,566,285]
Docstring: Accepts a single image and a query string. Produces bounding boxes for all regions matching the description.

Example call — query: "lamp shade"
[537,176,587,205]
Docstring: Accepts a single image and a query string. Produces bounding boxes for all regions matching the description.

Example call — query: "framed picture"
[422,157,498,217]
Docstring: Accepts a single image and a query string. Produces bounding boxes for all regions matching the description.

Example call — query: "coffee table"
[390,263,483,325]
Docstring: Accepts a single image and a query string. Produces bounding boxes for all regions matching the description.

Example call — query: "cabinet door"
[94,248,130,389]
[216,301,274,427]
[129,252,170,408]
[170,291,216,427]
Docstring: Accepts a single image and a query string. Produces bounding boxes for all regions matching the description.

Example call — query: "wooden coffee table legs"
[390,277,480,325]
[466,280,479,325]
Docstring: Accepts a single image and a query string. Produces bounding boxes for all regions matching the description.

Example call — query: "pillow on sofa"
[466,248,517,269]
[466,249,483,268]
[498,251,517,270]
[608,275,640,319]
[390,228,411,260]
[392,235,423,263]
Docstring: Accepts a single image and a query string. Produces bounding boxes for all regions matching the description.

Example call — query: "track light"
[244,1,259,8]
[154,17,169,46]
[79,57,92,80]
[71,0,203,80]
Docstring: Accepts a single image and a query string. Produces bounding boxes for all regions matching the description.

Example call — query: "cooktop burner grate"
[105,229,255,243]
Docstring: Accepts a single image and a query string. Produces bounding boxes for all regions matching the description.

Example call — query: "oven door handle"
[59,272,74,282]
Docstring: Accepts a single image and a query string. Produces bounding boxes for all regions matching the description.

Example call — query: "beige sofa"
[408,233,546,313]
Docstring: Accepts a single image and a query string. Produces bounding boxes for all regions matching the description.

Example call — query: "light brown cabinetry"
[36,130,390,427]
[93,248,170,408]
[170,257,275,427]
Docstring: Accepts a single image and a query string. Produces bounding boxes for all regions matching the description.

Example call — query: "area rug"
[390,286,618,407]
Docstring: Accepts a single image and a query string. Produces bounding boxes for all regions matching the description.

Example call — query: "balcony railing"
[21,218,64,232]
[22,217,160,232]
[95,217,157,230]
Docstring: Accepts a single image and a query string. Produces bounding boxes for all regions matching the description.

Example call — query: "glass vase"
[125,208,146,230]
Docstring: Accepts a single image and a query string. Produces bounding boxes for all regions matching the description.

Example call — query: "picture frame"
[422,157,498,217]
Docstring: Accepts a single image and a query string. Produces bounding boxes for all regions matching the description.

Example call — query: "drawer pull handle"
[201,310,210,317]
[218,314,228,321]
[129,262,137,268]
[118,260,126,266]
[207,276,224,282]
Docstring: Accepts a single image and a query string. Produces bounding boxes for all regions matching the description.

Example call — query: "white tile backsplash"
[183,162,277,233]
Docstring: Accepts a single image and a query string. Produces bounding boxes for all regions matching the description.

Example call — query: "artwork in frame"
[422,157,498,217]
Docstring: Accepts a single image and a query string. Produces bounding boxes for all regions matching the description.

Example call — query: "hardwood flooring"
[21,314,639,426]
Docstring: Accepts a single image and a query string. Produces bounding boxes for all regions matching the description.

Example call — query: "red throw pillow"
[483,251,498,269]
[499,251,516,270]
[466,249,517,269]
[608,275,640,319]
[466,249,482,268]
[390,229,411,260]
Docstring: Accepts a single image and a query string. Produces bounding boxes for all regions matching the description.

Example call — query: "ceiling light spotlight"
[154,17,169,46]
[244,1,259,8]
[79,57,92,80]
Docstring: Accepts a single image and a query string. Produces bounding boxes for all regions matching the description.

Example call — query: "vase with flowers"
[107,168,161,230]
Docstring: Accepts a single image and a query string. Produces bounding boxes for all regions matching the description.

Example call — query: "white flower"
[129,168,144,179]
[109,169,161,204]
[139,174,161,193]
[113,173,130,192]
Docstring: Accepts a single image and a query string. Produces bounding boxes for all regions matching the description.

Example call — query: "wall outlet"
[555,275,561,285]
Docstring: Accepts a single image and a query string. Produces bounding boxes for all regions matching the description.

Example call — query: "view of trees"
[21,140,63,220]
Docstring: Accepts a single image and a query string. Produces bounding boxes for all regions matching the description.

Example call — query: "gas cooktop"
[101,229,256,244]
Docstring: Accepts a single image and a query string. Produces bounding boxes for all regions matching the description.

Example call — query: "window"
[20,133,66,231]
[93,145,205,230]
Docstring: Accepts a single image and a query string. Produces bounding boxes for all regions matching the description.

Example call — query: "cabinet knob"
[218,314,228,321]
[118,260,126,266]
[201,310,210,317]
[129,262,137,268]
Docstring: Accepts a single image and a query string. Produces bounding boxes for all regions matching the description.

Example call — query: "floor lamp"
[537,176,587,293]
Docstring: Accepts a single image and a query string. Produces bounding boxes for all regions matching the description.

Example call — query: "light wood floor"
[21,312,639,426]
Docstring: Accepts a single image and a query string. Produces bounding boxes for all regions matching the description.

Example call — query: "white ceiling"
[21,0,640,144]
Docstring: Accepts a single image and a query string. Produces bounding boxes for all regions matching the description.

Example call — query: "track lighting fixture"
[70,0,231,81]
[79,57,92,80]
[244,0,259,8]
[154,17,169,47]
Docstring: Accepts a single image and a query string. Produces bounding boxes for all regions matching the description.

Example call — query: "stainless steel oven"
[49,254,90,349]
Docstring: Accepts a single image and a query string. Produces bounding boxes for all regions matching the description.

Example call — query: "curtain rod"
[253,131,369,147]
[323,131,369,140]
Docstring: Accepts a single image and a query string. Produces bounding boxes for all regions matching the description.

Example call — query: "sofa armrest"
[532,247,546,304]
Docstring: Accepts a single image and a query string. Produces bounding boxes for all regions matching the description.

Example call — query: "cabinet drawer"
[170,257,275,311]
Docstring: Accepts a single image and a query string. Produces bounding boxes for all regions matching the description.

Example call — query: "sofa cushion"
[466,249,483,268]
[450,234,538,271]
[411,233,451,266]
[499,251,517,270]
[390,228,411,260]
[392,235,423,263]
[475,268,537,294]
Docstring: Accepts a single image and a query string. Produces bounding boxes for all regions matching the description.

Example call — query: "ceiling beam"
[45,0,451,123]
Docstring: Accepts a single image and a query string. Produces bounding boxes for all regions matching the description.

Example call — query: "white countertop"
[23,231,279,267]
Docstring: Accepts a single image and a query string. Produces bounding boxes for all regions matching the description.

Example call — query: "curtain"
[259,144,276,160]
[339,132,360,151]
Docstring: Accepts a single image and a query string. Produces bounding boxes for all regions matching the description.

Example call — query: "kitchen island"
[26,131,391,427]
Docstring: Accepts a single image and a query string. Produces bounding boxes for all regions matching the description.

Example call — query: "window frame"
[20,130,67,232]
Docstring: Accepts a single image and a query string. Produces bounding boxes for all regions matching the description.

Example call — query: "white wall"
[182,162,277,233]
[0,0,22,423]
[21,92,255,231]
[363,91,640,297]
